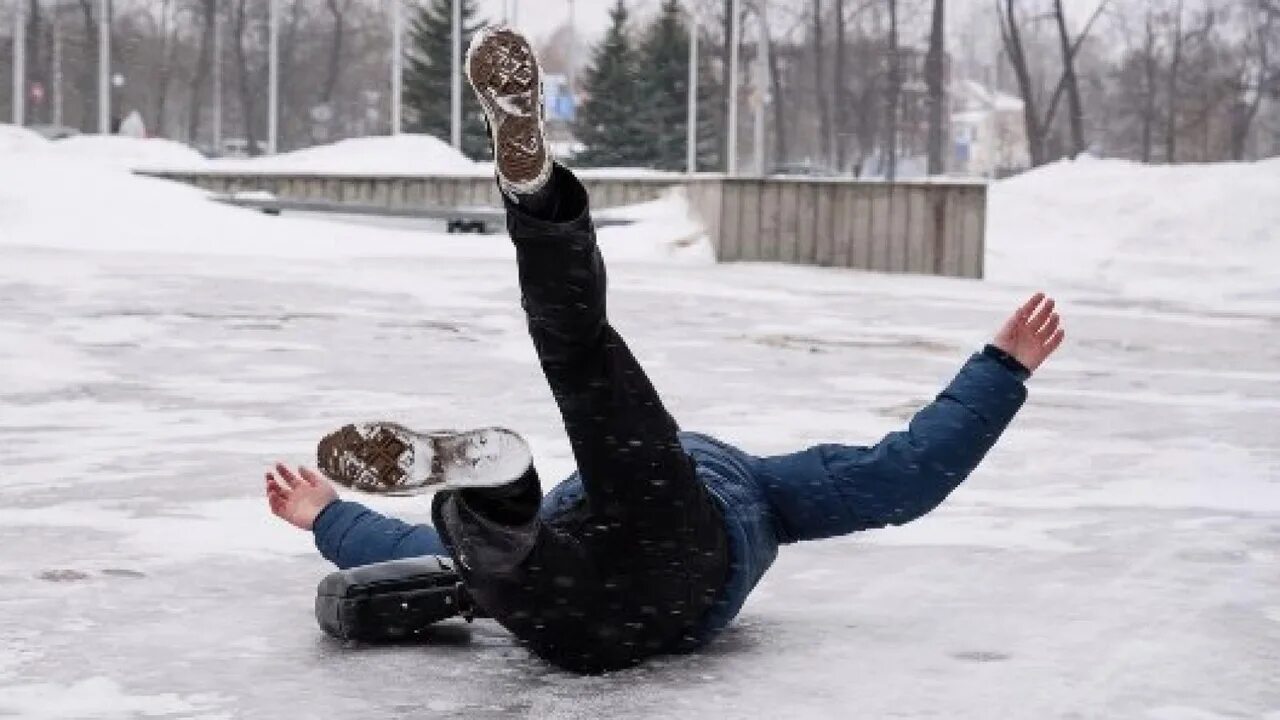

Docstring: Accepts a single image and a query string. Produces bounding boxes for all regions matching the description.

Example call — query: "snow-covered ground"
[1,134,1278,718]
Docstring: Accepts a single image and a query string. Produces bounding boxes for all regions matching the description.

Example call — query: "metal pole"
[753,1,771,176]
[390,0,402,134]
[12,0,24,126]
[727,0,741,175]
[98,0,109,133]
[450,0,461,150]
[52,1,63,127]
[212,4,222,149]
[686,5,697,174]
[267,0,279,153]
[567,0,575,91]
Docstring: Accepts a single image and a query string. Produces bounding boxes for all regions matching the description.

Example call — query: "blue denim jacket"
[313,349,1028,642]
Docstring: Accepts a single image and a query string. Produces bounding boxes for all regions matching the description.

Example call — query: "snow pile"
[0,150,709,263]
[986,156,1280,308]
[40,135,208,171]
[0,124,49,153]
[208,134,481,175]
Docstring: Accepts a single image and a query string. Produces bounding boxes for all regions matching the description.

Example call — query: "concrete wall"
[140,170,986,278]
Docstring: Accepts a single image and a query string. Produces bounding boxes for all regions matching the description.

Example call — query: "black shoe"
[315,556,480,642]
[316,422,532,496]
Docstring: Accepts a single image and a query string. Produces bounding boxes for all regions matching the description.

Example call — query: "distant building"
[950,80,1030,177]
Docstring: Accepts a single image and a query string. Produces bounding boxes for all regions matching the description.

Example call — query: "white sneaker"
[465,25,553,196]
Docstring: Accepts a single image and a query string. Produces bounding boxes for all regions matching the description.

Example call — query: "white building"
[950,80,1030,178]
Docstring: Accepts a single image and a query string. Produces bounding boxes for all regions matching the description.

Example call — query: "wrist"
[982,344,1032,381]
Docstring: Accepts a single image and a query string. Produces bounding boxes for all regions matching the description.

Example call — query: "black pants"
[431,165,729,673]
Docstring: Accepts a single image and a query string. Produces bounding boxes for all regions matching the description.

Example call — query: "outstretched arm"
[758,294,1066,542]
[266,464,447,569]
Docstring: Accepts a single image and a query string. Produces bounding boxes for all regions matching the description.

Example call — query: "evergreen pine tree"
[573,1,649,167]
[635,0,690,170]
[402,0,490,159]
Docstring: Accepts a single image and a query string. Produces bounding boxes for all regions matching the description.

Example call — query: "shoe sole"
[465,26,551,194]
[316,422,532,496]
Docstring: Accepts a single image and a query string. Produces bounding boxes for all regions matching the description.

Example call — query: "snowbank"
[40,135,208,171]
[207,134,481,175]
[986,156,1280,308]
[0,124,49,153]
[0,149,708,263]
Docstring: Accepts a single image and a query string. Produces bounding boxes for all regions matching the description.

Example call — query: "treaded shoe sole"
[465,26,551,194]
[316,422,532,496]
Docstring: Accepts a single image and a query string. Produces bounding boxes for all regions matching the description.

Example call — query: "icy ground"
[1,146,1279,719]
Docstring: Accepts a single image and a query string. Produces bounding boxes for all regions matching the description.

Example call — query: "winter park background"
[3,0,1280,718]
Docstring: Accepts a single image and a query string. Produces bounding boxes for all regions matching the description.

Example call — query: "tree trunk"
[77,0,97,131]
[320,0,346,103]
[722,0,734,171]
[26,0,45,124]
[232,0,259,154]
[834,0,847,170]
[1052,0,1085,156]
[1165,0,1184,163]
[998,0,1044,166]
[152,0,177,136]
[812,0,831,165]
[924,0,945,174]
[883,0,899,179]
[767,29,788,165]
[188,0,216,143]
[1140,10,1156,163]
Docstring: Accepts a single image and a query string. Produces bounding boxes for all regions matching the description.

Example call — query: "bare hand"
[993,293,1066,374]
[265,463,338,531]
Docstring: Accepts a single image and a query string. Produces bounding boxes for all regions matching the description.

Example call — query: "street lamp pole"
[213,4,222,149]
[450,0,462,150]
[686,4,697,175]
[98,0,109,133]
[726,0,741,175]
[753,0,771,177]
[391,0,402,135]
[12,0,24,126]
[268,0,280,153]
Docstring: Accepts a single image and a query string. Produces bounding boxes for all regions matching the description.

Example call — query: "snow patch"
[42,135,207,171]
[205,134,481,175]
[987,156,1280,310]
[0,677,219,719]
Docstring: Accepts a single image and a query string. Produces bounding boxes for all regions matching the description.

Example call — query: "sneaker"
[466,25,552,196]
[316,422,533,496]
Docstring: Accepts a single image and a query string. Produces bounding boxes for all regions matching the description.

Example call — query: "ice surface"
[0,148,1277,718]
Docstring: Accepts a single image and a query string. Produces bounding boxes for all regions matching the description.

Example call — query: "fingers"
[1017,292,1046,320]
[1037,312,1060,340]
[1045,328,1066,356]
[275,462,302,489]
[298,467,324,487]
[1026,295,1055,331]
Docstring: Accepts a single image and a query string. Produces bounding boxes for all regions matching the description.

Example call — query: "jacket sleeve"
[757,349,1028,543]
[311,499,448,570]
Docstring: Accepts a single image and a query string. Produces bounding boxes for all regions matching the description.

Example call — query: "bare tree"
[187,0,217,142]
[924,0,945,174]
[883,0,899,179]
[231,0,259,152]
[1052,0,1085,155]
[997,0,1107,166]
[812,0,832,164]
